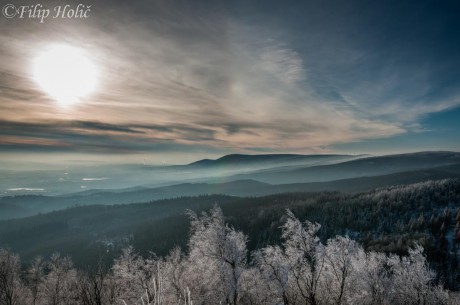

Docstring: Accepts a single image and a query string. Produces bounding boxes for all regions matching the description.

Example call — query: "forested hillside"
[1,179,460,291]
[2,162,460,220]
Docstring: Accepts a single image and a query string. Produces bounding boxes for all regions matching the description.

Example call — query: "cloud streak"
[0,0,459,160]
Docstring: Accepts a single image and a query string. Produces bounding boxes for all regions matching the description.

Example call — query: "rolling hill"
[1,161,460,220]
[227,151,460,183]
[0,179,459,270]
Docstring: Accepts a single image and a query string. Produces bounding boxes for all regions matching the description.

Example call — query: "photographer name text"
[2,4,92,23]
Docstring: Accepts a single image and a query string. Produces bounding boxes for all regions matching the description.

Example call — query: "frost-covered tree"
[389,245,449,305]
[113,247,166,304]
[3,206,460,305]
[162,247,188,304]
[320,236,364,305]
[0,248,25,305]
[78,260,120,305]
[281,210,324,305]
[238,266,273,305]
[350,251,393,305]
[41,253,78,305]
[253,246,290,305]
[113,246,194,305]
[187,206,248,305]
[26,256,45,305]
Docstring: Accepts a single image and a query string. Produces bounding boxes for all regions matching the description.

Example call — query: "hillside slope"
[228,151,460,183]
[1,179,459,276]
[2,162,460,220]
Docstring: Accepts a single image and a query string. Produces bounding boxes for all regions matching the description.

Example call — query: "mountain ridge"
[187,153,362,167]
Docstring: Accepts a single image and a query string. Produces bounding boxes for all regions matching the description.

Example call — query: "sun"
[33,44,98,106]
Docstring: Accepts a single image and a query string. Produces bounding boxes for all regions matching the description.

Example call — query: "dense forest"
[2,179,460,287]
[1,178,460,304]
[1,206,459,305]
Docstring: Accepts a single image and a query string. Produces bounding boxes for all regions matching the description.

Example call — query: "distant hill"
[2,152,458,198]
[187,153,357,167]
[227,151,460,183]
[269,163,460,193]
[1,161,460,220]
[0,180,270,219]
[0,153,362,197]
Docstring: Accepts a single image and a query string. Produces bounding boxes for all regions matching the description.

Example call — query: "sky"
[0,0,459,165]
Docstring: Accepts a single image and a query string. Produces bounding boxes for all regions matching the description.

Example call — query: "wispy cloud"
[258,44,305,84]
[0,0,459,159]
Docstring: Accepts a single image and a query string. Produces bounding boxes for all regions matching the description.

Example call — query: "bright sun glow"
[33,44,98,106]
